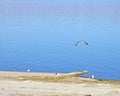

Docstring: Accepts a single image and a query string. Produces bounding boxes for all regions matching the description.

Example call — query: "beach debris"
[83,94,91,96]
[55,73,60,75]
[82,94,91,96]
[1,88,4,90]
[27,69,31,72]
[75,40,88,46]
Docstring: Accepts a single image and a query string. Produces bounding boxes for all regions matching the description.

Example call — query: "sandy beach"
[0,71,120,96]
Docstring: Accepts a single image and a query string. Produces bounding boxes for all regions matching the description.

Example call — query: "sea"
[0,1,120,80]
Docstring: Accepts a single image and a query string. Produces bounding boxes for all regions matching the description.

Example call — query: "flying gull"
[75,40,88,46]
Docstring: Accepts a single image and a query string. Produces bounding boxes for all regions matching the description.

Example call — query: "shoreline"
[0,70,120,81]
[0,71,120,96]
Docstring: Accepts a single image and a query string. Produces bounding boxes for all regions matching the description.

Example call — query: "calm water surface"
[0,1,120,80]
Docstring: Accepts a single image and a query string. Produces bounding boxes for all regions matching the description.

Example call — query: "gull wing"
[83,41,88,45]
[75,41,81,46]
[75,40,88,46]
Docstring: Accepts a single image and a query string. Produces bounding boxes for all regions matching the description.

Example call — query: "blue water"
[0,1,120,80]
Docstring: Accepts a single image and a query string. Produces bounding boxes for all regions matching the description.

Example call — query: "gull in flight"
[75,40,88,46]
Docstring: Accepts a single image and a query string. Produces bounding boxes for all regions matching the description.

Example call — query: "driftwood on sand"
[18,70,89,82]
[57,70,88,78]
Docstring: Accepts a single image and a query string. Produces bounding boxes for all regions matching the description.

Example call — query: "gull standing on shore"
[75,40,88,46]
[27,69,31,72]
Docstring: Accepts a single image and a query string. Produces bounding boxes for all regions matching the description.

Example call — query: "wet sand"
[0,71,120,96]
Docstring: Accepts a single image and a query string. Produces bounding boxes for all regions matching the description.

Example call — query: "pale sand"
[0,71,120,96]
